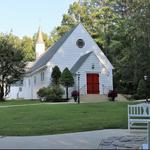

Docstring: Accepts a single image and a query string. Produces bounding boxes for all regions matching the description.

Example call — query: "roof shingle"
[70,51,93,73]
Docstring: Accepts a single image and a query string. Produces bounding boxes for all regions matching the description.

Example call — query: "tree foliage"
[0,34,26,100]
[21,36,35,61]
[37,85,64,102]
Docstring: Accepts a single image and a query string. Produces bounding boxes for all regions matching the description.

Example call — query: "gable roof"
[28,24,79,73]
[70,51,93,73]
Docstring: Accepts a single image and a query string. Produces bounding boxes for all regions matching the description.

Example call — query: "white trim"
[26,65,47,77]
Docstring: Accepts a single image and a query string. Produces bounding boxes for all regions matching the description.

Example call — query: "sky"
[0,0,76,37]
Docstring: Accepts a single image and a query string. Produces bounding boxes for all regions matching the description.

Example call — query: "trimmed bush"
[37,85,65,102]
[37,87,49,102]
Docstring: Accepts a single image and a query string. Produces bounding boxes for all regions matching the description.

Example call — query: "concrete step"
[80,94,128,103]
[80,94,108,102]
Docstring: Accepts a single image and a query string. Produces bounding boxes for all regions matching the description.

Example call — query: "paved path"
[0,101,76,108]
[0,129,146,149]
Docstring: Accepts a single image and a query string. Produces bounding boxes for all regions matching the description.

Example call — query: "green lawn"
[0,100,41,106]
[0,101,133,136]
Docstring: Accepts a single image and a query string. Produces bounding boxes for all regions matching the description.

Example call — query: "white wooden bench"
[128,103,150,131]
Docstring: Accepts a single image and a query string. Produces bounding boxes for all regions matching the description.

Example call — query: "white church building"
[7,23,113,100]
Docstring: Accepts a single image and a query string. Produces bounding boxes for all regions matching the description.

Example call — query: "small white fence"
[128,103,150,131]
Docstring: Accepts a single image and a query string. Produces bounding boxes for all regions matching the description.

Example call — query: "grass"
[0,101,134,136]
[0,99,41,106]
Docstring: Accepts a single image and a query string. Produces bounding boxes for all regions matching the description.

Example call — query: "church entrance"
[87,73,99,94]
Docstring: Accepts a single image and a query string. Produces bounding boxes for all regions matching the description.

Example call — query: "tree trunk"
[0,86,4,101]
[66,86,68,100]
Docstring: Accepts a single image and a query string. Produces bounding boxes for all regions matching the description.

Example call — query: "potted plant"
[108,90,118,101]
[71,90,79,102]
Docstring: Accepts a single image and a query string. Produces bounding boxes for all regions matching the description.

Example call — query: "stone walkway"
[98,135,147,149]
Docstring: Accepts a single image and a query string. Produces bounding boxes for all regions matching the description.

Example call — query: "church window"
[28,79,30,86]
[34,76,36,85]
[41,71,45,81]
[76,39,85,48]
[20,80,23,85]
[19,87,22,92]
[23,80,26,87]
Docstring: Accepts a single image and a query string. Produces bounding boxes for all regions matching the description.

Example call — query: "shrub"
[136,79,146,99]
[71,90,79,102]
[131,94,142,100]
[108,90,118,101]
[37,85,64,102]
[37,87,49,101]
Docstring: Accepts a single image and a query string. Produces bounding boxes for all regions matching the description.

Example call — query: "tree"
[21,36,35,61]
[61,68,74,100]
[0,34,26,101]
[51,66,61,85]
[111,0,150,94]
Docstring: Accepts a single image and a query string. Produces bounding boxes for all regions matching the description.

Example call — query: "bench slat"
[129,119,150,123]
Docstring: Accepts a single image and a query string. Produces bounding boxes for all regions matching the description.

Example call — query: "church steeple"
[35,26,45,59]
[37,26,44,43]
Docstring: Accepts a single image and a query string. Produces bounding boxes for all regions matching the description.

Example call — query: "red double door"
[87,73,99,94]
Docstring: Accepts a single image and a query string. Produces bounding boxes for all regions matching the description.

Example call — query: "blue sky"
[0,0,76,37]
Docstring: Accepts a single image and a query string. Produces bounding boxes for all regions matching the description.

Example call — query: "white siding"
[49,24,112,72]
[7,86,23,100]
[22,66,51,99]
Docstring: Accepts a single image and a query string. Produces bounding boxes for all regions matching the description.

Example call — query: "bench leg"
[128,121,131,132]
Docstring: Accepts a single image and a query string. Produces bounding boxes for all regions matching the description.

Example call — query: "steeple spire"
[37,26,44,43]
[35,26,45,59]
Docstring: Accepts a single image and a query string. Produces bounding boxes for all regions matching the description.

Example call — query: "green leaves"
[60,68,74,87]
[60,68,74,100]
[0,34,26,100]
[51,66,61,85]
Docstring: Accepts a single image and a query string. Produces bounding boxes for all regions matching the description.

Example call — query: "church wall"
[22,66,51,99]
[47,24,113,96]
[6,86,23,100]
[73,53,113,95]
[74,53,102,95]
